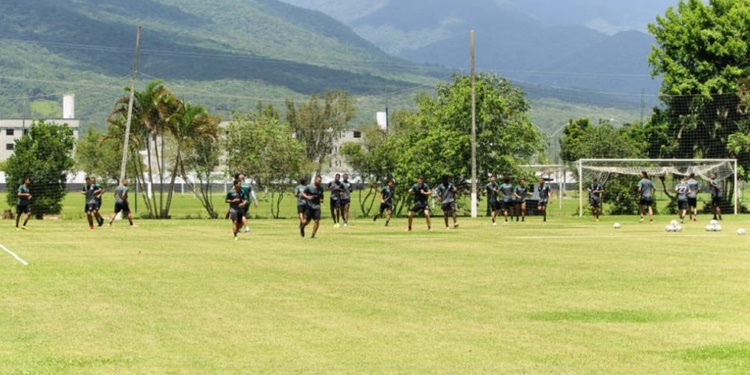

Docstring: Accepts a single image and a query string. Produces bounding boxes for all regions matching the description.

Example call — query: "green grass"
[1,192,749,374]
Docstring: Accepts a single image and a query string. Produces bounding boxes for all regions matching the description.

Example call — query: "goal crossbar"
[576,158,738,216]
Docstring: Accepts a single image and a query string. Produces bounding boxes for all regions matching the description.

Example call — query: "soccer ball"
[613,223,621,229]
[675,225,683,232]
[714,224,722,232]
[737,228,746,235]
[710,219,718,226]
[670,220,678,227]
[705,225,713,232]
[665,225,674,232]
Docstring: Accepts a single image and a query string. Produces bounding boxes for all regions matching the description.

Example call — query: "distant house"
[329,129,363,175]
[0,93,80,161]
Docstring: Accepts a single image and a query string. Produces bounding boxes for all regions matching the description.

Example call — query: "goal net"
[576,158,738,216]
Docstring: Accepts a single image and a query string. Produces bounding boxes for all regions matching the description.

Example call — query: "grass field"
[1,193,749,374]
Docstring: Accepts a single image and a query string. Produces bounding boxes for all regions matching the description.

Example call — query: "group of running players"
[587,171,724,223]
[81,177,135,229]
[290,173,551,237]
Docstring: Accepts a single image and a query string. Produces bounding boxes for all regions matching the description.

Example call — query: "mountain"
[0,0,440,125]
[280,0,667,100]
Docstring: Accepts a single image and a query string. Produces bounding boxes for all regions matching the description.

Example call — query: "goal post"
[576,158,739,216]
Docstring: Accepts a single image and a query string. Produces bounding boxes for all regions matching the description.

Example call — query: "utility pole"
[470,30,478,218]
[120,25,142,181]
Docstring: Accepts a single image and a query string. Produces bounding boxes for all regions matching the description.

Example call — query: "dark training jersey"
[676,182,688,202]
[499,183,514,203]
[436,183,456,204]
[305,184,325,209]
[485,182,499,203]
[17,184,30,205]
[686,178,700,199]
[410,183,430,204]
[295,184,307,206]
[380,186,394,206]
[226,190,243,211]
[538,184,550,202]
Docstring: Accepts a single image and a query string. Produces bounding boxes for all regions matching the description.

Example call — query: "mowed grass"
[1,194,750,374]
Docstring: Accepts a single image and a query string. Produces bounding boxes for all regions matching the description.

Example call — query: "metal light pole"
[470,30,478,218]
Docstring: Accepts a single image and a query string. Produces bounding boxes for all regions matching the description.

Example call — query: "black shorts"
[639,197,653,206]
[378,203,392,213]
[489,201,500,211]
[442,202,456,213]
[85,203,99,212]
[589,198,600,208]
[297,204,307,214]
[687,197,697,207]
[711,196,721,206]
[114,202,130,214]
[515,199,526,206]
[305,206,321,221]
[340,198,351,206]
[239,206,248,218]
[229,209,241,222]
[678,200,689,210]
[538,200,548,207]
[410,201,429,213]
[501,200,513,210]
[16,204,30,215]
[330,199,341,210]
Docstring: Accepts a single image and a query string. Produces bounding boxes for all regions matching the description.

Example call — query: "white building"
[0,93,80,161]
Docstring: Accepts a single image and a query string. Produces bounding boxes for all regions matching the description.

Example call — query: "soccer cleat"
[311,233,316,239]
[493,222,498,226]
[373,215,377,222]
[384,221,389,227]
[244,227,250,233]
[21,226,28,230]
[334,223,340,228]
[343,222,347,227]
[405,227,412,232]
[639,218,644,223]
[234,236,238,241]
[454,223,459,228]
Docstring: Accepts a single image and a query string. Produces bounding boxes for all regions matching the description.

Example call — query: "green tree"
[648,0,750,159]
[5,120,75,218]
[75,127,124,184]
[286,90,355,173]
[181,133,222,219]
[225,108,307,218]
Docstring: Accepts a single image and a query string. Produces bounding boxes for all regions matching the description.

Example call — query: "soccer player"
[537,178,551,222]
[81,176,103,229]
[436,175,459,229]
[225,180,246,240]
[499,175,514,224]
[637,171,655,223]
[300,175,324,238]
[340,173,354,227]
[709,172,723,221]
[15,177,32,230]
[239,174,259,233]
[686,173,700,222]
[513,178,529,222]
[294,177,308,224]
[373,178,395,226]
[327,173,343,228]
[91,176,105,226]
[406,176,432,231]
[485,175,500,225]
[109,178,135,227]
[588,178,604,221]
[675,175,689,224]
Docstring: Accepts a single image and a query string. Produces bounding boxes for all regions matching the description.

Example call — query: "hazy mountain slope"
[0,0,439,124]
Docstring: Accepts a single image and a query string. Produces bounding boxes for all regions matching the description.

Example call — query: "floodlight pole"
[120,25,142,182]
[470,30,478,218]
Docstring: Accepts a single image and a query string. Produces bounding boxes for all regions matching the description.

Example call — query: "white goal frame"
[576,158,739,216]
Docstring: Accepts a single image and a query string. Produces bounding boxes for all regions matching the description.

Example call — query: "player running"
[300,175,324,238]
[340,173,354,227]
[109,178,135,227]
[406,176,432,232]
[499,175,514,224]
[373,178,395,226]
[513,178,529,222]
[91,176,105,226]
[709,172,723,221]
[436,175,459,229]
[638,171,655,223]
[239,174,258,233]
[686,173,700,222]
[225,180,247,240]
[588,178,604,222]
[537,178,551,222]
[327,173,343,228]
[15,177,32,230]
[82,176,103,229]
[675,176,689,224]
[294,177,308,225]
[485,175,500,225]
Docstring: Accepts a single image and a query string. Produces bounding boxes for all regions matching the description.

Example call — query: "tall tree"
[5,121,75,218]
[648,0,750,159]
[75,128,125,184]
[286,90,355,174]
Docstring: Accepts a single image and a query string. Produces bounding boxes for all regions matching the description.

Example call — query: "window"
[5,129,13,136]
[6,143,14,151]
[353,131,362,138]
[23,129,29,135]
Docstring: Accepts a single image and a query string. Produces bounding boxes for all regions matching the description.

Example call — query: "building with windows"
[0,94,80,161]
